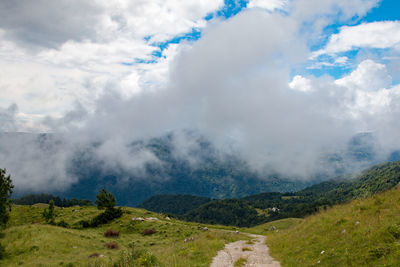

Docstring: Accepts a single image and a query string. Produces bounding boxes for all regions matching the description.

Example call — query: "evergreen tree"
[42,199,56,224]
[0,168,13,259]
[95,189,116,210]
[0,168,13,228]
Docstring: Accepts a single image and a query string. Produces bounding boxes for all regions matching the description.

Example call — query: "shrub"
[90,207,123,227]
[56,220,69,228]
[105,242,119,249]
[42,200,56,224]
[78,220,90,228]
[369,247,391,259]
[0,168,14,228]
[0,243,5,260]
[112,247,161,267]
[142,229,157,235]
[387,224,400,239]
[104,229,120,237]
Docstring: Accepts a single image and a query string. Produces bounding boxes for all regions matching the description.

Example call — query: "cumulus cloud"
[0,0,223,49]
[315,21,400,56]
[289,75,313,92]
[335,59,392,91]
[0,0,223,128]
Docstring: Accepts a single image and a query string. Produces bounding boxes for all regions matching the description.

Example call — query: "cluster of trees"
[184,199,265,227]
[13,194,92,207]
[79,189,122,228]
[139,194,211,215]
[0,168,13,258]
[140,161,400,227]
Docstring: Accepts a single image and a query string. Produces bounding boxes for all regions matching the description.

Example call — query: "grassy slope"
[265,186,400,266]
[1,204,249,267]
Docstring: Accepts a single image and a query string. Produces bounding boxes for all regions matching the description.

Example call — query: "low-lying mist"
[1,7,400,196]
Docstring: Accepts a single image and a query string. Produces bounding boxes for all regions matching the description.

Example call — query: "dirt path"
[210,234,280,267]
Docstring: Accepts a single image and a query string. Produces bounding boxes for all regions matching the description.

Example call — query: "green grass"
[234,257,247,267]
[1,205,249,266]
[246,218,303,235]
[265,187,400,266]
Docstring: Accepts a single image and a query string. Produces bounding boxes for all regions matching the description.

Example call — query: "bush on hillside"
[42,200,56,224]
[105,241,119,249]
[111,246,161,267]
[104,229,120,237]
[142,229,157,235]
[90,207,123,227]
[56,220,69,228]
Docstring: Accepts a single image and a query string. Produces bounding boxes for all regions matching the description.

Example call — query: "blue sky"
[147,0,399,80]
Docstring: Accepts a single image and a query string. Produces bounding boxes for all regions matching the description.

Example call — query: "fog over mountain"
[1,0,400,199]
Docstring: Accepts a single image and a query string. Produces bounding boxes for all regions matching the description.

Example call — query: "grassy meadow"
[264,186,400,266]
[1,204,249,266]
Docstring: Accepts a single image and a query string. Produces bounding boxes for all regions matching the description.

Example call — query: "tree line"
[13,194,93,207]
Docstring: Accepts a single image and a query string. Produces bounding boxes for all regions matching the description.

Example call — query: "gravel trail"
[210,234,280,267]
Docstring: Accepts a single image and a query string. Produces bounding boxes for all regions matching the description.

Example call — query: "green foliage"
[176,161,400,227]
[95,189,116,210]
[185,199,265,227]
[0,168,13,228]
[234,257,247,267]
[14,193,92,207]
[77,190,123,228]
[139,194,211,215]
[42,200,56,224]
[89,207,123,227]
[109,246,162,267]
[0,243,5,260]
[55,220,69,228]
[386,224,400,239]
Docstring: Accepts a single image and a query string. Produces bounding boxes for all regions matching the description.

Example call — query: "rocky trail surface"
[210,234,280,267]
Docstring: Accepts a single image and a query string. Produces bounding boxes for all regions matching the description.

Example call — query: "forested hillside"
[140,161,400,227]
[138,194,211,215]
[13,194,92,207]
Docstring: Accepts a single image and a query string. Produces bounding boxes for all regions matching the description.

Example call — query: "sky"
[1,0,400,191]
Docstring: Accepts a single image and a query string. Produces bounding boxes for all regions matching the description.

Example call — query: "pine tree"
[42,199,56,224]
[95,189,116,210]
[0,168,13,228]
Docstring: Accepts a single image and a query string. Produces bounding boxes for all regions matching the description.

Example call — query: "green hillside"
[265,186,400,266]
[138,195,211,215]
[140,161,400,227]
[1,204,248,266]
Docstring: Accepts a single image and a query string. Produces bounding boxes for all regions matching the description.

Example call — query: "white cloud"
[247,0,288,11]
[317,21,400,55]
[291,0,379,22]
[333,60,400,123]
[2,0,400,191]
[335,59,392,91]
[0,0,224,130]
[289,75,312,92]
